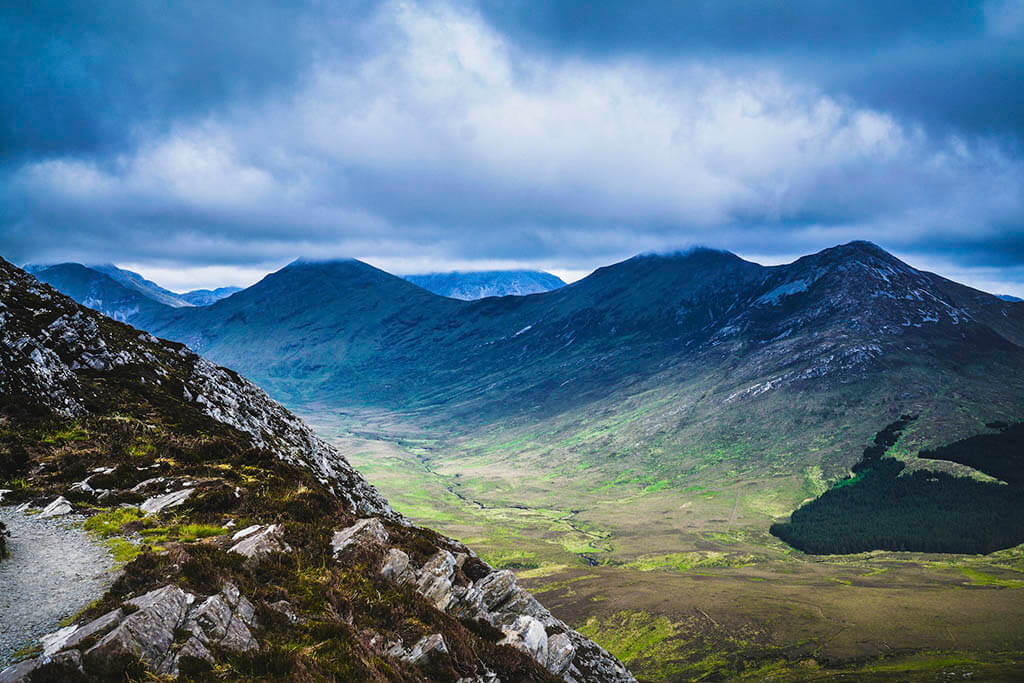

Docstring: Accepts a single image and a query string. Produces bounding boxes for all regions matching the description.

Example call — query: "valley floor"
[304,409,1024,681]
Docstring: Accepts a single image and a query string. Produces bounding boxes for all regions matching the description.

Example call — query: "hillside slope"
[0,258,634,682]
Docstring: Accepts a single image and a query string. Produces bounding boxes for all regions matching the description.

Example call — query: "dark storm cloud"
[474,1,1024,141]
[0,1,379,162]
[1,0,1023,294]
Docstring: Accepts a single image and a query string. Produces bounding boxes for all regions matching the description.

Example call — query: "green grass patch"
[84,506,144,537]
[960,567,1024,588]
[577,610,684,678]
[104,537,142,565]
[624,551,755,572]
[40,424,90,444]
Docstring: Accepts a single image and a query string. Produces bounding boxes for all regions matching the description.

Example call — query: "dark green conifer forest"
[771,420,1024,555]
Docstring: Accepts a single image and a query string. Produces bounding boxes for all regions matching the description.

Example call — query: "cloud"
[1,1,1023,295]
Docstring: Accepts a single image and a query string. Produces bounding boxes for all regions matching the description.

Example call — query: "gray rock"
[501,615,548,664]
[130,477,165,493]
[39,625,78,657]
[39,496,72,518]
[331,518,389,556]
[380,548,411,583]
[139,487,193,514]
[0,659,37,683]
[405,633,448,666]
[416,550,456,611]
[228,524,290,561]
[170,583,258,676]
[24,583,263,679]
[84,585,195,675]
[474,569,517,612]
[268,600,300,624]
[0,649,83,682]
[546,632,575,675]
[53,608,124,654]
[229,524,261,542]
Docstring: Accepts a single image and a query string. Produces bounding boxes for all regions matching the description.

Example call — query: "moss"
[83,507,144,537]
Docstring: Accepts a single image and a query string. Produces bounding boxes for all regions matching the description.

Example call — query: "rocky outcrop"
[0,583,258,681]
[0,257,392,519]
[333,519,637,683]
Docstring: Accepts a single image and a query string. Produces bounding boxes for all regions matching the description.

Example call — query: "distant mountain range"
[25,263,240,319]
[179,286,243,306]
[999,294,1023,302]
[23,243,1024,489]
[404,270,565,299]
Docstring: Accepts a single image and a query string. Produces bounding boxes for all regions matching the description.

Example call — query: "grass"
[578,610,679,666]
[961,567,1024,588]
[104,537,142,565]
[623,551,757,572]
[84,507,144,536]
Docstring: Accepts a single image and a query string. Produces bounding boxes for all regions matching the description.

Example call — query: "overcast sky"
[2,1,1024,293]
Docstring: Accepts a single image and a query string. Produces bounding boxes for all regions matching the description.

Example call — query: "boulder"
[40,496,73,518]
[230,524,261,541]
[229,524,290,561]
[23,583,263,680]
[169,582,258,676]
[268,599,300,624]
[416,550,457,611]
[140,487,193,514]
[331,518,389,556]
[380,548,412,582]
[0,650,83,682]
[500,615,548,664]
[474,569,517,613]
[546,633,575,675]
[48,608,124,654]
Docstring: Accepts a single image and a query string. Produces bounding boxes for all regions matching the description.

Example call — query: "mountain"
[180,286,242,306]
[22,243,1024,679]
[45,243,1024,486]
[89,264,193,308]
[999,294,1023,302]
[0,258,633,681]
[28,244,1024,499]
[405,270,566,300]
[26,263,174,324]
[26,263,240,317]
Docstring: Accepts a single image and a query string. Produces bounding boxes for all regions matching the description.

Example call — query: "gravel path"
[0,507,115,666]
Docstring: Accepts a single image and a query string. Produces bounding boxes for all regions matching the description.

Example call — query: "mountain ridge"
[24,242,1024,491]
